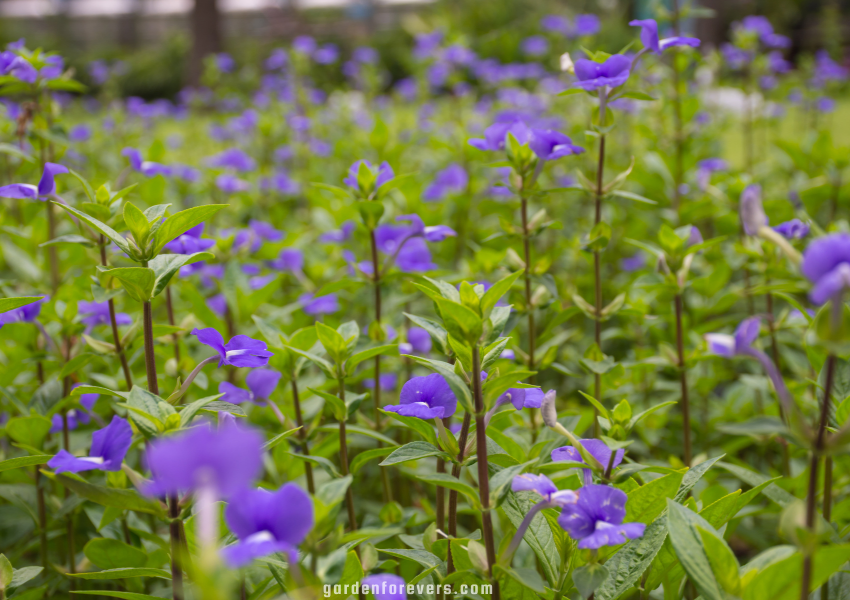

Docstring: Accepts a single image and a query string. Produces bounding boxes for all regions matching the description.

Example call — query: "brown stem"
[674,294,691,467]
[165,286,181,372]
[36,467,48,570]
[446,411,472,576]
[472,346,500,600]
[338,380,358,531]
[168,495,184,600]
[291,378,315,494]
[143,301,158,395]
[369,228,393,504]
[802,354,835,599]
[670,0,684,214]
[100,236,133,389]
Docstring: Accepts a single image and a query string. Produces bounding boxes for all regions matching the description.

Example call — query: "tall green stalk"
[337,378,358,532]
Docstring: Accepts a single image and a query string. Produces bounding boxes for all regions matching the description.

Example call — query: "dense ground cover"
[0,6,849,600]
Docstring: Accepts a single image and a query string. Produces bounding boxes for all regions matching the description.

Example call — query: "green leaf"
[41,234,95,247]
[126,386,165,438]
[316,322,348,365]
[316,423,396,446]
[626,471,685,524]
[404,313,449,355]
[47,473,166,517]
[67,169,96,203]
[100,267,155,303]
[309,387,346,421]
[9,566,42,589]
[610,190,657,205]
[435,298,483,344]
[0,554,11,588]
[417,472,481,509]
[494,565,546,594]
[71,385,129,400]
[480,271,522,319]
[326,551,364,600]
[594,514,669,600]
[573,563,610,599]
[0,454,52,472]
[123,202,150,247]
[59,353,95,379]
[627,400,677,430]
[377,548,442,571]
[84,538,148,570]
[666,501,727,600]
[149,252,214,297]
[351,446,394,474]
[380,441,449,466]
[578,389,611,420]
[742,545,850,600]
[152,205,227,256]
[501,491,559,587]
[179,394,225,427]
[53,201,132,256]
[0,296,44,313]
[357,200,384,229]
[5,416,52,449]
[71,593,166,600]
[616,90,656,101]
[380,409,439,447]
[346,344,399,373]
[288,453,341,478]
[284,345,334,378]
[68,568,171,580]
[696,526,741,596]
[263,427,302,451]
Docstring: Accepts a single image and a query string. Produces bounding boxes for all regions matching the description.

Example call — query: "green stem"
[291,378,315,495]
[446,412,472,577]
[592,119,607,437]
[100,236,133,389]
[169,495,185,600]
[338,378,358,531]
[369,228,393,504]
[472,345,500,600]
[674,293,691,467]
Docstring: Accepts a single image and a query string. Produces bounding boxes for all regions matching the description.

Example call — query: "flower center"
[245,530,276,544]
[79,456,105,465]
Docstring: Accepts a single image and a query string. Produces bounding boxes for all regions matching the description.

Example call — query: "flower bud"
[740,184,768,235]
[541,389,559,428]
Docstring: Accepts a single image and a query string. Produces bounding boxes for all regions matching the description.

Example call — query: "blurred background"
[0,0,846,99]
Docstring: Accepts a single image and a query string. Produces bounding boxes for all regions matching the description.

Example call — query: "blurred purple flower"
[364,372,398,391]
[50,409,90,433]
[122,148,172,177]
[234,220,284,252]
[399,327,432,355]
[0,297,46,326]
[552,438,624,485]
[572,14,601,37]
[219,368,282,405]
[530,129,585,161]
[299,293,339,315]
[319,221,355,243]
[573,55,631,90]
[362,574,407,600]
[48,416,132,474]
[423,164,468,202]
[541,15,570,35]
[79,301,132,333]
[0,162,68,200]
[621,253,646,272]
[773,219,809,240]
[164,223,215,254]
[207,147,256,172]
[521,36,549,57]
[469,119,531,151]
[145,423,264,497]
[802,233,850,305]
[511,473,578,506]
[629,19,700,53]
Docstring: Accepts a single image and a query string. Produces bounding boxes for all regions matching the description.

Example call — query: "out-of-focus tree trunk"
[188,0,222,87]
[119,0,143,49]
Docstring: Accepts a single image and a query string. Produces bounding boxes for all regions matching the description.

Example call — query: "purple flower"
[293,36,316,55]
[721,43,753,70]
[423,164,468,202]
[362,574,407,600]
[696,158,728,190]
[384,373,457,419]
[209,293,227,316]
[208,148,256,172]
[221,484,314,567]
[773,219,809,240]
[48,416,132,474]
[79,301,132,333]
[269,248,304,272]
[69,124,92,142]
[573,55,631,90]
[89,60,110,84]
[299,293,339,315]
[530,129,585,161]
[414,31,443,61]
[192,328,273,368]
[265,49,288,71]
[219,369,281,405]
[0,162,68,200]
[72,383,100,412]
[816,97,836,113]
[511,473,578,506]
[687,226,703,247]
[164,223,216,254]
[259,172,299,195]
[50,410,90,433]
[572,14,601,37]
[740,185,767,235]
[314,44,339,64]
[768,51,792,74]
[319,221,355,243]
[552,439,624,485]
[0,296,46,326]
[802,233,850,305]
[521,36,549,57]
[343,160,394,193]
[215,53,235,73]
[558,484,645,549]
[541,15,570,34]
[814,50,848,83]
[629,19,700,54]
[396,214,456,242]
[705,317,761,358]
[621,253,646,272]
[233,220,284,253]
[145,423,264,497]
[364,372,398,391]
[121,148,171,178]
[399,327,431,355]
[496,388,545,411]
[469,120,531,151]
